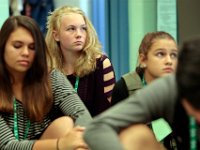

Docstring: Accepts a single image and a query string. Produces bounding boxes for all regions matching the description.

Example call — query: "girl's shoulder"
[96,54,111,67]
[95,54,114,76]
[49,68,66,82]
[96,54,108,61]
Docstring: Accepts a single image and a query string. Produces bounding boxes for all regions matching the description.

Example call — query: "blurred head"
[136,31,178,83]
[46,6,101,73]
[176,37,200,122]
[0,15,49,81]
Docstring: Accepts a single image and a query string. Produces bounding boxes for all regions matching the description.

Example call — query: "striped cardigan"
[0,69,92,150]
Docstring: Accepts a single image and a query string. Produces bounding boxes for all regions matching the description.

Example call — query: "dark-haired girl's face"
[4,27,35,76]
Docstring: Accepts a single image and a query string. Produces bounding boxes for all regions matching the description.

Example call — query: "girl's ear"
[52,30,60,41]
[139,53,147,68]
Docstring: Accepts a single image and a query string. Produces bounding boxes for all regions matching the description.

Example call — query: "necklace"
[189,116,197,150]
[74,77,80,92]
[13,98,30,140]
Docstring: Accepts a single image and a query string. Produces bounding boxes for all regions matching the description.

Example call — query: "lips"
[163,68,173,73]
[74,41,83,45]
[18,60,30,66]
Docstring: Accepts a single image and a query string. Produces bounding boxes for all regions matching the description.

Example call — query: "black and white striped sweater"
[0,69,92,150]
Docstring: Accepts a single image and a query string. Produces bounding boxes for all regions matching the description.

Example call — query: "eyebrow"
[171,49,178,52]
[154,48,178,52]
[67,24,86,27]
[11,40,35,45]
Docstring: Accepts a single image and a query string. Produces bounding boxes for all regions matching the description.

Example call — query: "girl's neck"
[62,50,81,75]
[143,72,155,84]
[62,49,81,63]
[62,64,75,75]
[12,82,23,102]
[9,69,25,83]
[10,73,25,102]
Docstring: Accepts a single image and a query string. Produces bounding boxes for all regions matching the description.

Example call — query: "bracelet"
[56,138,60,150]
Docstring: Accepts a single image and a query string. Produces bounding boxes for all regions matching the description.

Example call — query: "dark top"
[111,78,128,105]
[111,71,143,106]
[67,55,116,117]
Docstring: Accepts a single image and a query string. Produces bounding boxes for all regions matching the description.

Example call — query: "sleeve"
[91,55,116,116]
[83,74,178,150]
[101,55,116,102]
[50,69,92,126]
[111,78,129,106]
[0,116,34,150]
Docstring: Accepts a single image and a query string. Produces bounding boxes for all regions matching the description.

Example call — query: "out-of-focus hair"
[176,36,200,109]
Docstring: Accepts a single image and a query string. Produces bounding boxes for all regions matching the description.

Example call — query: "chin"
[162,72,173,76]
[74,48,83,52]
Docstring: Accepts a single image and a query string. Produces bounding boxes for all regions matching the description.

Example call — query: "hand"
[58,126,89,150]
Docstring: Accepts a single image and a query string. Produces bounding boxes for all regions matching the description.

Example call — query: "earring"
[140,64,146,68]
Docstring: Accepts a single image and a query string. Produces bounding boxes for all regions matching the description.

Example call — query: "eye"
[67,27,76,31]
[13,42,22,49]
[156,52,165,57]
[170,52,178,59]
[81,26,87,31]
[28,44,35,51]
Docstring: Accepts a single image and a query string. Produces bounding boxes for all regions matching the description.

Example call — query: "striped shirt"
[0,69,92,150]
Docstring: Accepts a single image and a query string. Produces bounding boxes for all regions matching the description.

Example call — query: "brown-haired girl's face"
[141,38,178,81]
[4,27,35,76]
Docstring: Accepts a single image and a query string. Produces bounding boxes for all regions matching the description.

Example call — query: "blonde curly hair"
[46,6,103,77]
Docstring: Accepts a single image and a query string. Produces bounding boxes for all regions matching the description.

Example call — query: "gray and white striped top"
[0,69,92,150]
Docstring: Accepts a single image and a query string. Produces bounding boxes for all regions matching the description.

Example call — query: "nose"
[75,28,83,38]
[21,47,29,57]
[165,55,172,65]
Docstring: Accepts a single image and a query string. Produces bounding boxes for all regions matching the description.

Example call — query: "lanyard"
[189,116,197,150]
[74,77,80,92]
[142,75,147,86]
[13,98,30,140]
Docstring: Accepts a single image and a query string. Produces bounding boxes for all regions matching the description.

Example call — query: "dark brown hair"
[0,16,53,121]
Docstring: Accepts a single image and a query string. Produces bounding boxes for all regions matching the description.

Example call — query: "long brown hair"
[0,16,53,122]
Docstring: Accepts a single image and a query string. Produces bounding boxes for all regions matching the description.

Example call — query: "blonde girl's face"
[141,39,178,81]
[53,13,87,53]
